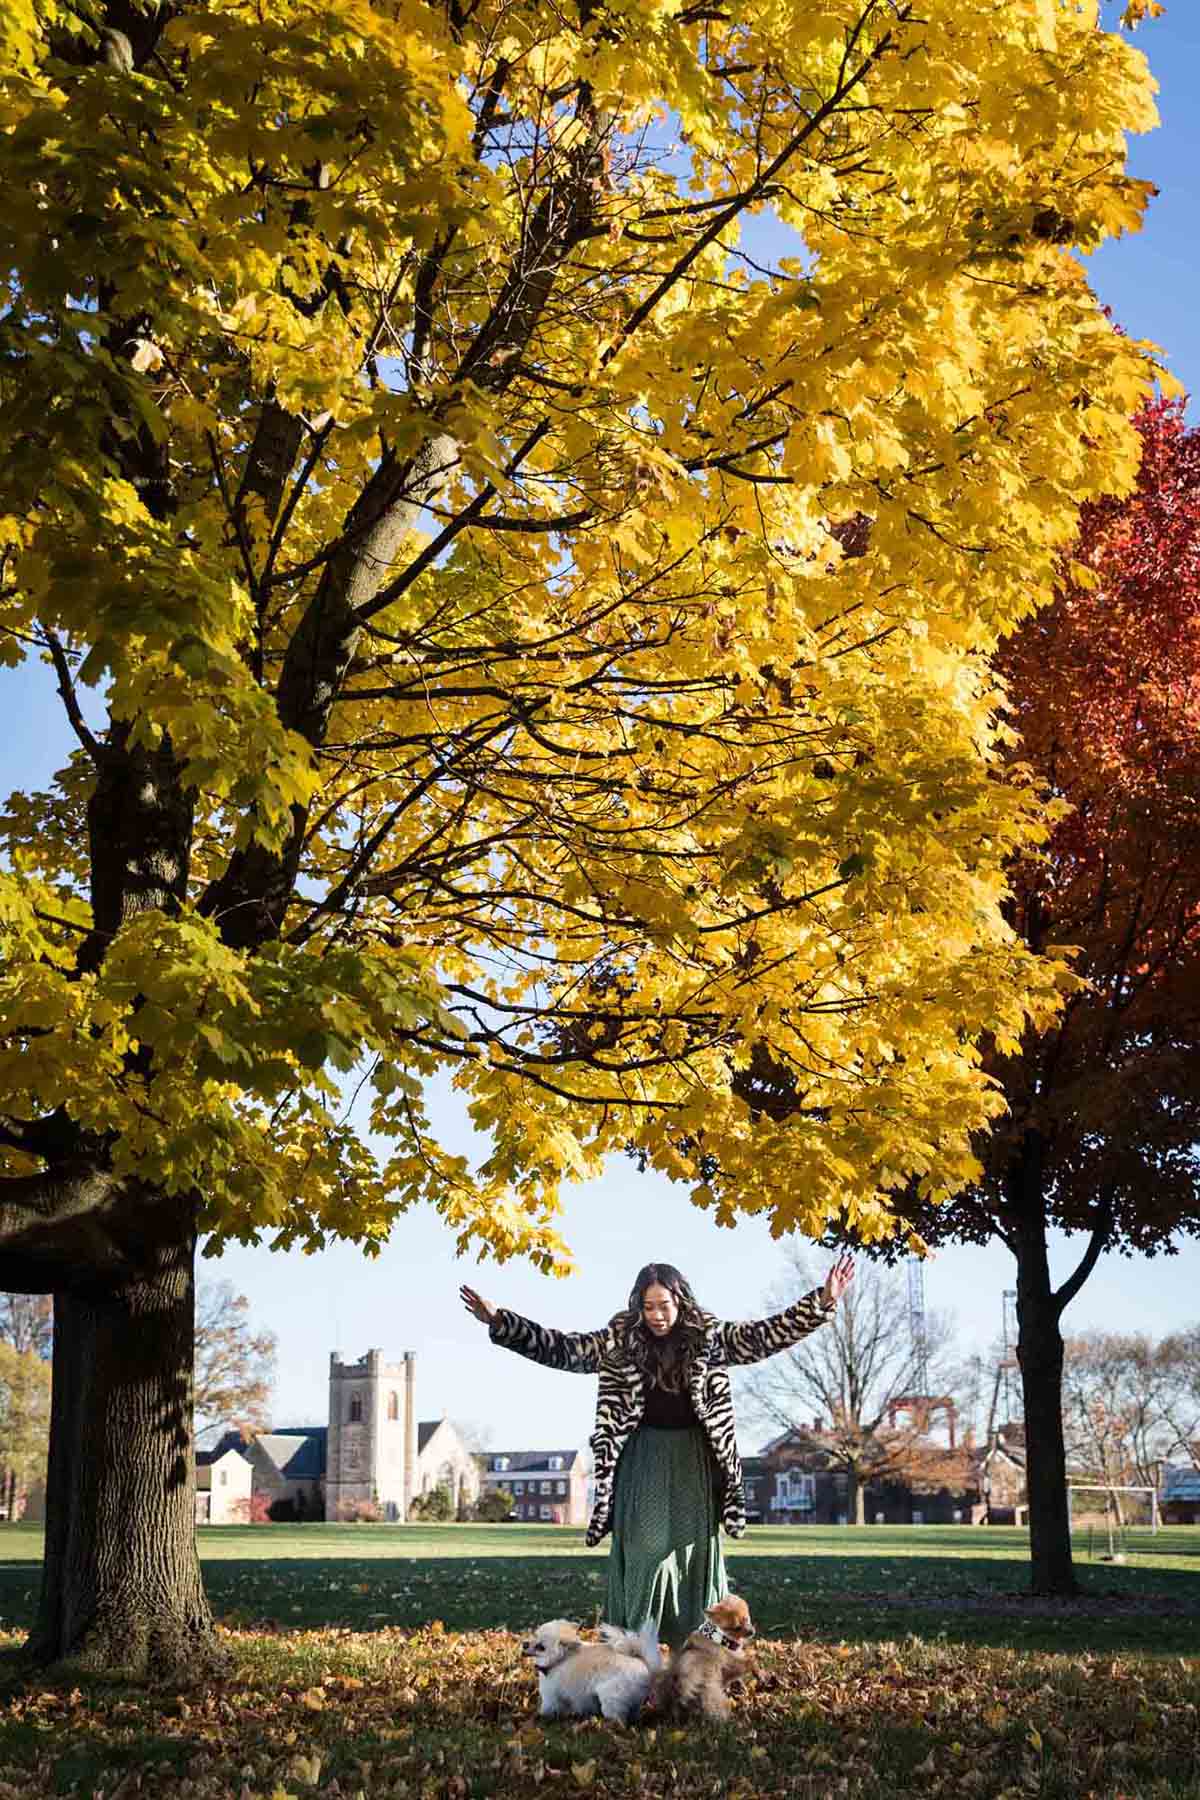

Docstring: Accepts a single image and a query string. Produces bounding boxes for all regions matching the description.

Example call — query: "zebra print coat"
[489,1289,836,1546]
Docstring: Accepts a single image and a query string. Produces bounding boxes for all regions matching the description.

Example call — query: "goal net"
[1067,1483,1159,1549]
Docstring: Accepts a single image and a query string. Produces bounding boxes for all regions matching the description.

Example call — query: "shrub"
[474,1488,515,1522]
[409,1485,454,1522]
[336,1498,385,1522]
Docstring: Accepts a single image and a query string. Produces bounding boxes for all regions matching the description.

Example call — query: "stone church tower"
[326,1348,417,1520]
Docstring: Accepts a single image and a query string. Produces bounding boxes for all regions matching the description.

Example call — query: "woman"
[460,1253,854,1649]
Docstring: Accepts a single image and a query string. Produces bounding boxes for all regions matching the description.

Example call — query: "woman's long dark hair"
[611,1263,712,1392]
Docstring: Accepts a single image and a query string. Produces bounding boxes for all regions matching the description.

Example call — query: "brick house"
[753,1424,983,1525]
[751,1430,853,1522]
[482,1448,591,1523]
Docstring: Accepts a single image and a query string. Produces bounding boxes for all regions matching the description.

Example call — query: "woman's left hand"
[822,1252,856,1306]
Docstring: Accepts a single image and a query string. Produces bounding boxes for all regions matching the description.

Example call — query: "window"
[540,1505,552,1520]
[549,1456,563,1471]
[494,1456,510,1472]
[218,1469,228,1487]
[514,1481,524,1495]
[348,1394,363,1423]
[775,1470,815,1511]
[541,1480,552,1494]
[556,1481,566,1495]
[387,1391,399,1421]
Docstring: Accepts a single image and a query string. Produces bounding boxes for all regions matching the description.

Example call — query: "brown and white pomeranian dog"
[522,1618,662,1723]
[647,1595,757,1722]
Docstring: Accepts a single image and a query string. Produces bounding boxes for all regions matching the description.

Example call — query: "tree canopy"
[874,399,1200,1272]
[0,0,1168,1281]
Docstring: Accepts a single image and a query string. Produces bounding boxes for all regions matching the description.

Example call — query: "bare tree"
[740,1250,970,1525]
[194,1282,276,1443]
[0,1296,52,1360]
[454,1418,493,1453]
[1062,1328,1200,1504]
[1159,1326,1200,1470]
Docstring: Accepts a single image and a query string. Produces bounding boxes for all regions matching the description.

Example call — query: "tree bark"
[1009,1133,1077,1596]
[27,1210,226,1678]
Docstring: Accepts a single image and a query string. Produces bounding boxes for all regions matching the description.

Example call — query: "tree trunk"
[28,1216,226,1678]
[1010,1136,1077,1597]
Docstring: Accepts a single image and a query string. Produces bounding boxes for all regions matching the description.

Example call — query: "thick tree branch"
[1053,1202,1116,1318]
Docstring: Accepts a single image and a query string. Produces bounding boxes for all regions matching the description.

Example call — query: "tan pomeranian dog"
[647,1595,756,1722]
[521,1617,662,1723]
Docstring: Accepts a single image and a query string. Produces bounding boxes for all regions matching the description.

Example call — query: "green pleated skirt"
[604,1425,728,1651]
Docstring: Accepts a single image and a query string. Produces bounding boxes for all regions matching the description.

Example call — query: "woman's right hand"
[460,1284,497,1325]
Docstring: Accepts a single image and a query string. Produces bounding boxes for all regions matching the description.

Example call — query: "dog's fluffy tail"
[596,1618,662,1672]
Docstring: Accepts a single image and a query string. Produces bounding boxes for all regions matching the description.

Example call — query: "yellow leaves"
[0,0,1172,1264]
[811,418,854,486]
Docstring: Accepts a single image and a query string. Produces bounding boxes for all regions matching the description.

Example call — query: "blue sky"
[4,9,1198,1454]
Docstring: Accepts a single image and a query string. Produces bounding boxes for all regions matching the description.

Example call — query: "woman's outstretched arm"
[460,1284,611,1374]
[715,1254,855,1366]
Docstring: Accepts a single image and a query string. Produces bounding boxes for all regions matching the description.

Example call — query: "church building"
[206,1347,480,1521]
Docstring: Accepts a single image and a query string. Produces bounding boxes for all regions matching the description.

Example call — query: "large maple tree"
[0,0,1165,1670]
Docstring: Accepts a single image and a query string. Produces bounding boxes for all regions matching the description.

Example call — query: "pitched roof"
[486,1449,585,1474]
[254,1429,327,1480]
[196,1444,252,1470]
[758,1425,829,1455]
[204,1427,254,1461]
[418,1420,442,1454]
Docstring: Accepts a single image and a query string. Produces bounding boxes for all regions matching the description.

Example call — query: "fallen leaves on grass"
[0,1622,1195,1800]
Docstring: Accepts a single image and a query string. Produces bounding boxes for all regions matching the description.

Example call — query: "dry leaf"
[128,338,164,373]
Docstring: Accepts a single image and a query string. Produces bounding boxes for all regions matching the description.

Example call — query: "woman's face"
[641,1281,679,1336]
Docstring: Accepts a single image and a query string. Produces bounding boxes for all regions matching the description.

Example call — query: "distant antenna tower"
[1001,1288,1019,1422]
[907,1259,930,1396]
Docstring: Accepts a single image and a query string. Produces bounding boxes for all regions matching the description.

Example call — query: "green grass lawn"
[0,1522,1196,1652]
[0,1525,1194,1798]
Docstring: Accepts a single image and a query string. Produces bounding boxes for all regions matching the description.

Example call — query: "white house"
[195,1444,253,1524]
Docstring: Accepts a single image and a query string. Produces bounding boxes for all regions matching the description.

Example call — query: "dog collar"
[697,1618,744,1653]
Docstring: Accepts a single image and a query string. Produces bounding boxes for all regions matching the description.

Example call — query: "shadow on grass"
[0,1538,1196,1656]
[195,1545,1200,1654]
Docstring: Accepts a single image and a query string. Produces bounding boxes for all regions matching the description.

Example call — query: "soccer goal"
[1067,1483,1159,1560]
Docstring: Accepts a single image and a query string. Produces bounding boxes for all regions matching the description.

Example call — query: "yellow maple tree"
[0,0,1168,1672]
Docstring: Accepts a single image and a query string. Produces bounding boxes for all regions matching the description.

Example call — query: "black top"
[641,1381,699,1429]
